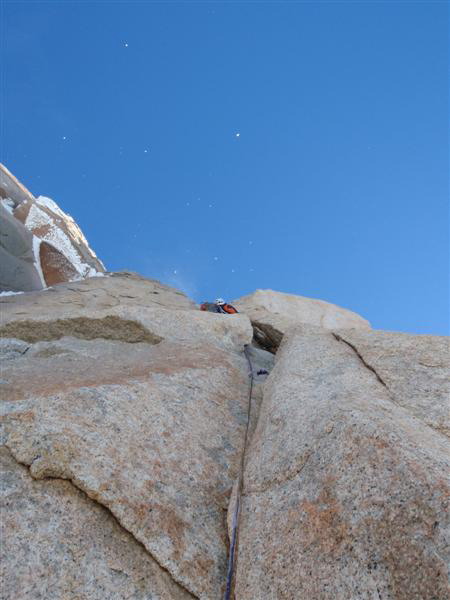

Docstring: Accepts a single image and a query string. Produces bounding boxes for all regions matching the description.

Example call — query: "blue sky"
[2,1,448,334]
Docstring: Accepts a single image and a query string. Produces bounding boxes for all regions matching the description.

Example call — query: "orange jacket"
[220,303,238,314]
[200,302,238,314]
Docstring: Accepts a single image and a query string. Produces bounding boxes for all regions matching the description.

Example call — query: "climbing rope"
[224,344,255,600]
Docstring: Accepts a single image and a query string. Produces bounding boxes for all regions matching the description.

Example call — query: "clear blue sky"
[1,1,448,334]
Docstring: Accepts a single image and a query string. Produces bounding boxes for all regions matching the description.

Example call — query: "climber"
[200,298,239,314]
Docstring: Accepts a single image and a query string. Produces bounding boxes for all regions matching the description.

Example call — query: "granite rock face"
[1,273,253,599]
[234,289,370,352]
[0,272,251,352]
[1,447,193,600]
[334,329,450,438]
[234,325,450,599]
[1,273,448,600]
[0,163,105,290]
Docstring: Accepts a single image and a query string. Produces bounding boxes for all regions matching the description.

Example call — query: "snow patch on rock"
[0,198,15,214]
[26,204,101,279]
[32,235,46,287]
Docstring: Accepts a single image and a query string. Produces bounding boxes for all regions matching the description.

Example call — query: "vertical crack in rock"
[3,445,199,600]
[333,333,450,442]
[226,344,275,596]
[332,333,389,389]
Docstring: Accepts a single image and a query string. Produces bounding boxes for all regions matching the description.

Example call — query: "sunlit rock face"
[0,273,254,599]
[1,266,448,598]
[234,325,450,599]
[0,164,105,291]
[234,288,371,352]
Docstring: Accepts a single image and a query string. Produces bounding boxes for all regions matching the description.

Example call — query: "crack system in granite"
[3,444,198,600]
[332,333,389,389]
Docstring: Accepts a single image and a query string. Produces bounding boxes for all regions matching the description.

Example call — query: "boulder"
[234,289,370,352]
[233,325,450,599]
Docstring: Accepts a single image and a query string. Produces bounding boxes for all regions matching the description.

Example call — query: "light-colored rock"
[0,447,193,600]
[0,274,255,599]
[0,270,195,314]
[0,272,252,352]
[1,337,250,598]
[234,289,370,352]
[2,271,448,600]
[234,325,450,599]
[0,338,30,361]
[334,329,450,439]
[0,162,34,206]
[14,195,105,281]
[0,163,105,289]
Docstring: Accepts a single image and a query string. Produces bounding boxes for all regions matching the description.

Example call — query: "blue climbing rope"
[224,344,255,599]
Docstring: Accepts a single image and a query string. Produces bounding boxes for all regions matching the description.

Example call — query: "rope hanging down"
[224,344,255,600]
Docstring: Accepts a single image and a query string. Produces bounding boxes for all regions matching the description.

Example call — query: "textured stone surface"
[234,325,450,599]
[1,337,250,598]
[1,271,448,600]
[0,162,34,206]
[335,329,450,439]
[39,239,80,285]
[1,270,194,314]
[234,289,370,352]
[14,195,105,281]
[0,163,105,290]
[1,448,193,600]
[0,274,254,598]
[0,272,252,352]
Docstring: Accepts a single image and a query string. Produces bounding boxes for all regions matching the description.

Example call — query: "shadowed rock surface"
[0,203,43,292]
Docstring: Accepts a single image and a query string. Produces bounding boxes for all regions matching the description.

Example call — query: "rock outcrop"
[1,273,448,600]
[234,325,449,599]
[1,273,254,598]
[0,202,43,292]
[234,289,371,352]
[1,447,192,600]
[0,164,105,291]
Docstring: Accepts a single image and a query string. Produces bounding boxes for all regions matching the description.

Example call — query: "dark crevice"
[3,445,198,600]
[332,333,388,389]
[251,321,282,354]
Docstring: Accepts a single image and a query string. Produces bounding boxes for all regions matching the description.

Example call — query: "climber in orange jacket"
[200,298,239,314]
